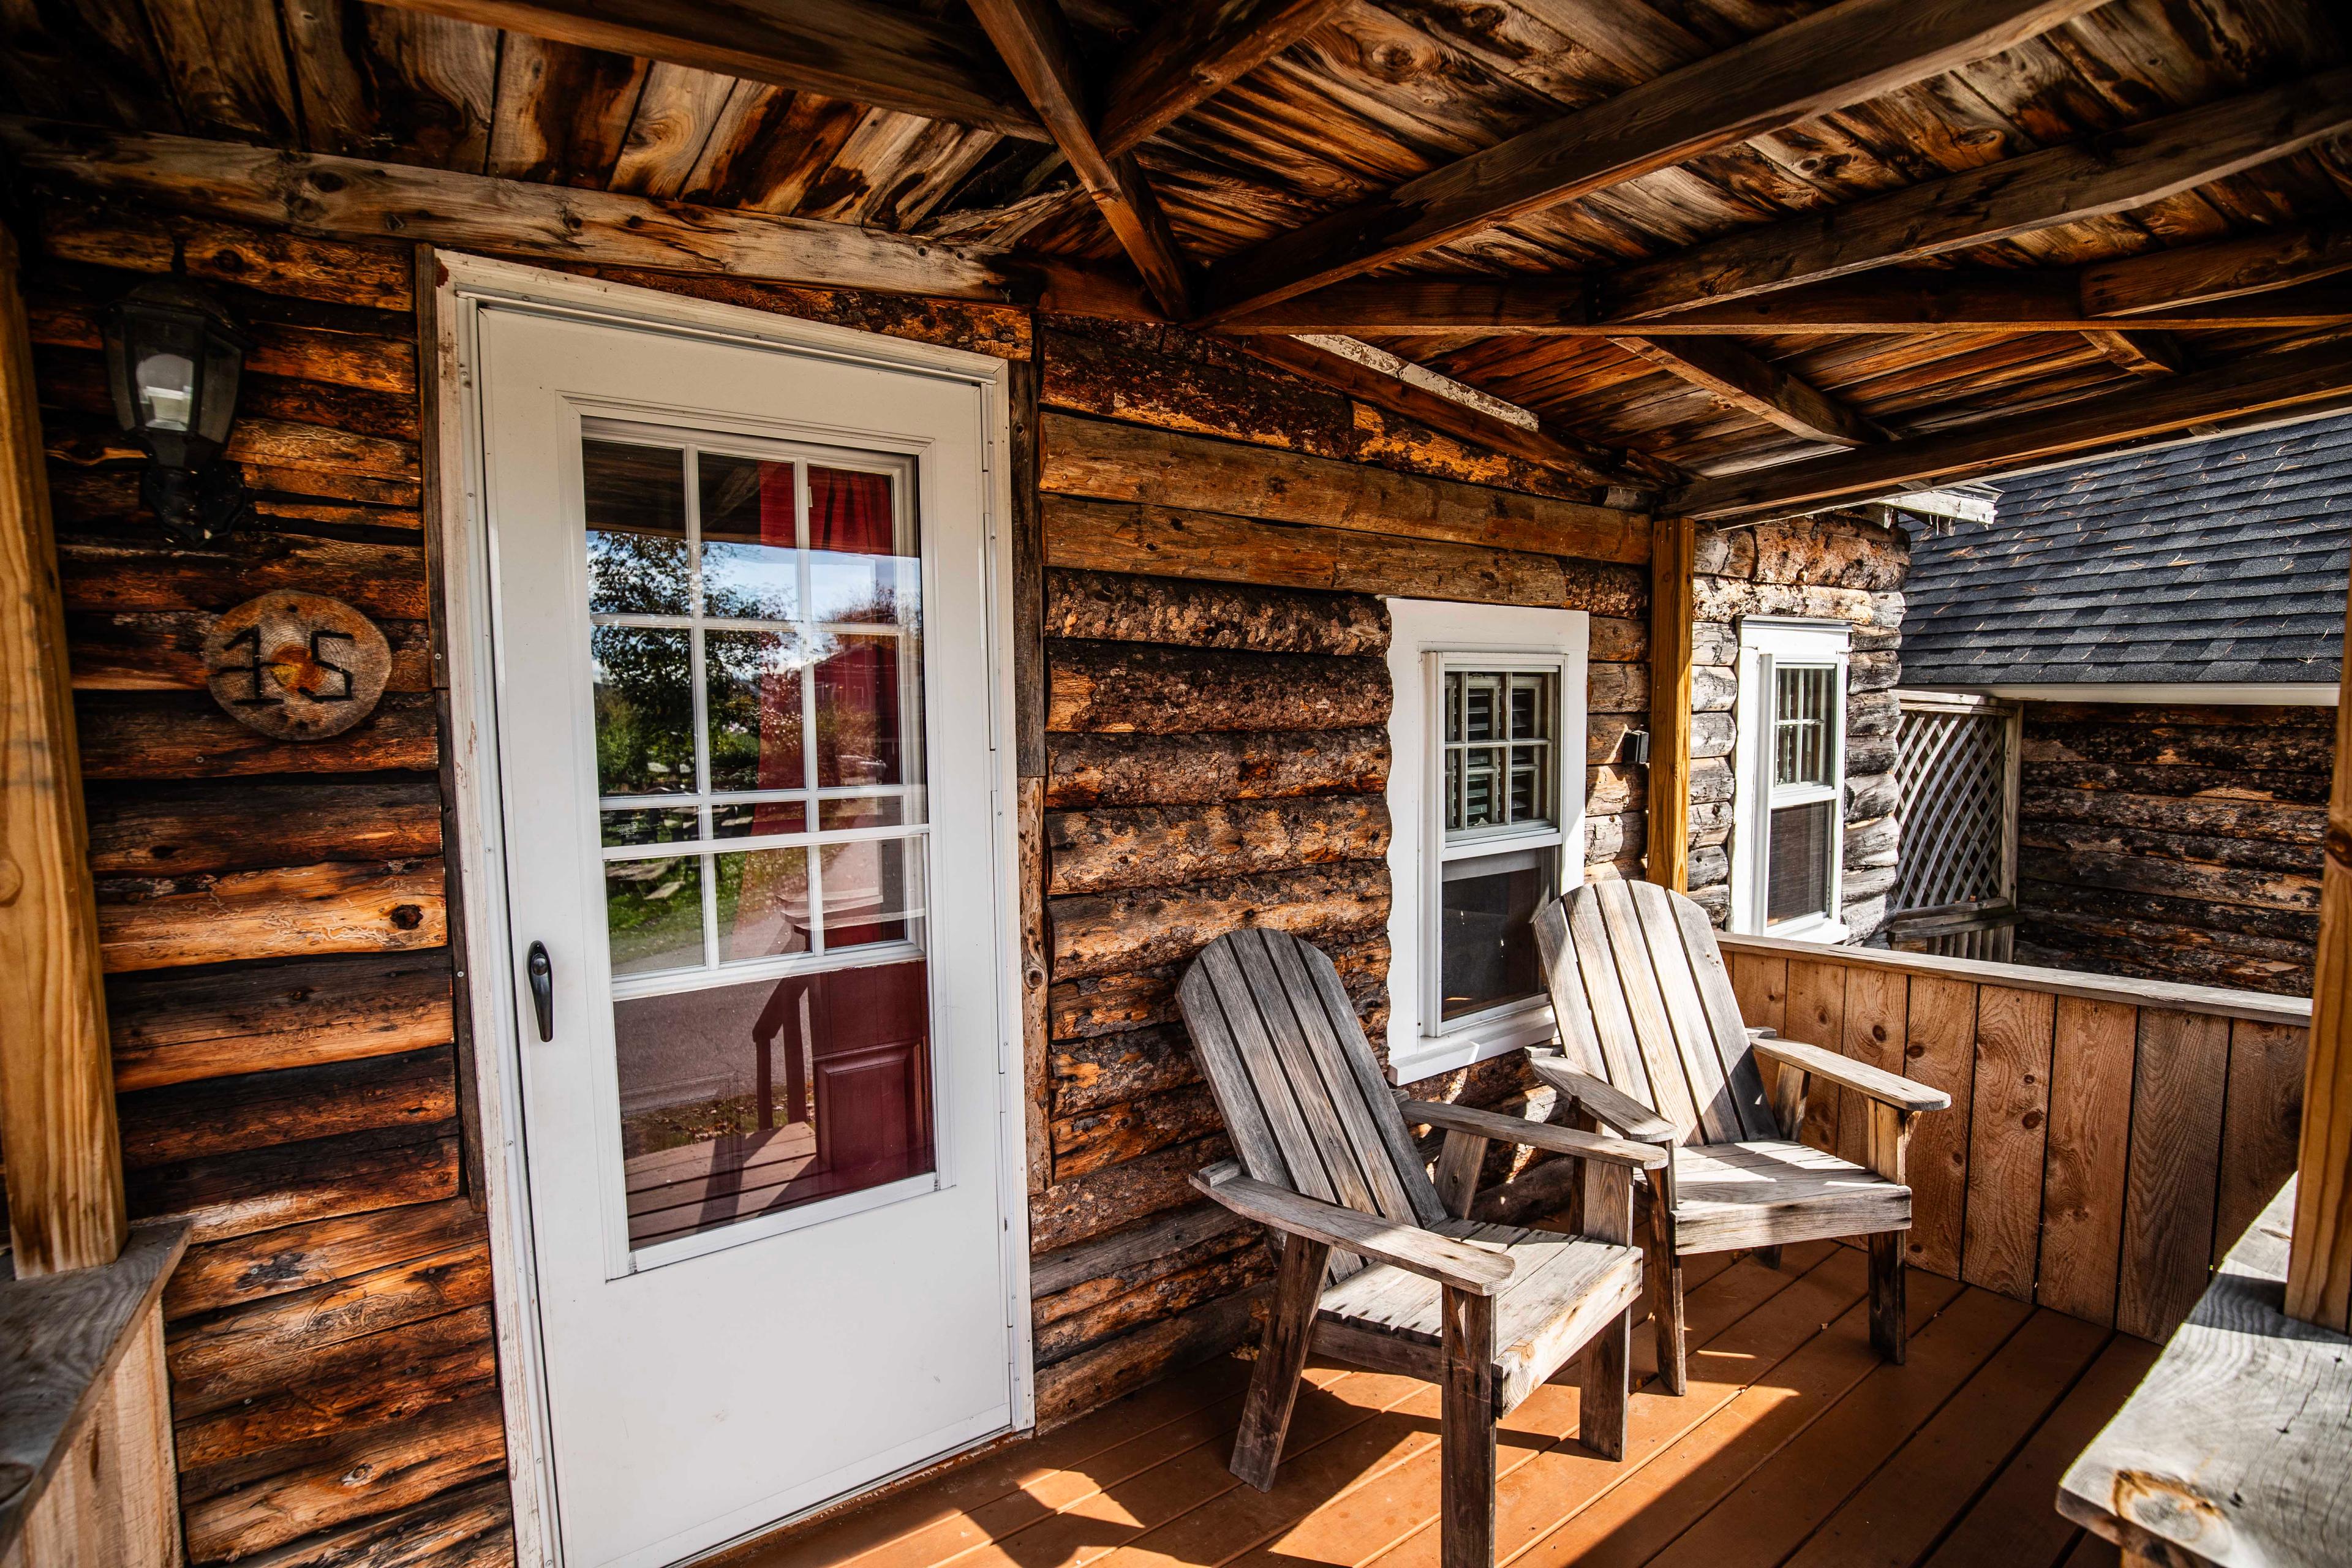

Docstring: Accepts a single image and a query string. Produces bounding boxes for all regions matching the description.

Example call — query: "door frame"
[429,252,1035,1567]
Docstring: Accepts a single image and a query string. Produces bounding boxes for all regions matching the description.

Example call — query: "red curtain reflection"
[810,467,893,556]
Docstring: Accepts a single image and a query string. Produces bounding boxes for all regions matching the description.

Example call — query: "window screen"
[1767,799,1835,925]
[1774,665,1837,786]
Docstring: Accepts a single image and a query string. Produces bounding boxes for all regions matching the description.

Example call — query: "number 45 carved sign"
[202,591,393,741]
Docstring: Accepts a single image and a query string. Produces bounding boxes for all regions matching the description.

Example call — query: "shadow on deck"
[741,1239,2148,1568]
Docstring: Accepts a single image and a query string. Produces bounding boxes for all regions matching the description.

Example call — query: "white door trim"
[429,252,1034,1567]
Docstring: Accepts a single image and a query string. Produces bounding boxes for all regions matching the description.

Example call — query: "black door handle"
[526,941,554,1041]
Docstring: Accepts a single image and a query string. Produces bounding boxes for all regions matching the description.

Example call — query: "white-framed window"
[1384,600,1588,1081]
[1731,617,1850,940]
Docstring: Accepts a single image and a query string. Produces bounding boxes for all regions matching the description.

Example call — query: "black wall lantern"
[104,279,255,544]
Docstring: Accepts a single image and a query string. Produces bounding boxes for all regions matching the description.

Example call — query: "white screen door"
[475,305,1016,1568]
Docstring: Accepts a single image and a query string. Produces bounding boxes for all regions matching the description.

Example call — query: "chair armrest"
[1393,1093,1668,1172]
[1523,1056,1678,1145]
[1751,1038,1950,1114]
[1191,1163,1517,1295]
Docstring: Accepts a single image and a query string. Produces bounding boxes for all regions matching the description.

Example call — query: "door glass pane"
[616,962,934,1251]
[1439,853,1553,1020]
[583,440,688,615]
[583,427,933,1253]
[593,628,695,794]
[1767,799,1835,924]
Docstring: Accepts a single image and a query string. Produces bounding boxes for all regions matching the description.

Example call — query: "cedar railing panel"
[1721,935,2309,1339]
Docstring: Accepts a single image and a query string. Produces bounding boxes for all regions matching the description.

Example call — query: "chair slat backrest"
[1532,882,1776,1145]
[1178,928,1447,1248]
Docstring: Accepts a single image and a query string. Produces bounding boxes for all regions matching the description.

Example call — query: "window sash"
[1735,628,1849,937]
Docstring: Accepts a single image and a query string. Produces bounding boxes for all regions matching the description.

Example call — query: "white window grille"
[1732,619,1850,939]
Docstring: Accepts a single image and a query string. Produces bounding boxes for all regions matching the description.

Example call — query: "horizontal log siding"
[1722,934,2309,1341]
[2014,701,2331,997]
[1691,511,1909,938]
[24,203,511,1566]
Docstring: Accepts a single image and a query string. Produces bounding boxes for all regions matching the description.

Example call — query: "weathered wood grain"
[2217,1020,2306,1264]
[1049,861,1390,980]
[2117,1008,2231,1340]
[1902,975,1978,1279]
[97,859,448,971]
[1045,726,1389,809]
[1047,639,1389,734]
[2035,997,2136,1326]
[1960,986,2054,1302]
[1044,568,1389,656]
[1047,796,1389,895]
[108,951,452,1093]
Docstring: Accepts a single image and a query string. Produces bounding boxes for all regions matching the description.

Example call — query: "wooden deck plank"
[1778,1308,2111,1568]
[1635,1284,2034,1568]
[1920,1335,2160,1568]
[1508,1274,1970,1568]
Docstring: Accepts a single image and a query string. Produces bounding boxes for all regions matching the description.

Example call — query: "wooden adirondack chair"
[1178,926,1667,1568]
[1530,881,1952,1395]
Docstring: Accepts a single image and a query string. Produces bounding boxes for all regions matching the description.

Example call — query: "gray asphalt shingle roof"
[1900,412,2352,688]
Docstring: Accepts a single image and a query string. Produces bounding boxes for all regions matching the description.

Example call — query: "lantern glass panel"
[132,315,204,434]
[196,327,241,447]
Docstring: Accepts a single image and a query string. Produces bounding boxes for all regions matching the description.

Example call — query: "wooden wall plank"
[1728,952,1787,1039]
[1902,975,1978,1280]
[1782,959,1847,1152]
[2117,1008,2232,1340]
[2036,996,2137,1326]
[2217,1020,2308,1261]
[1962,985,2056,1300]
[97,861,449,972]
[1838,965,1909,1170]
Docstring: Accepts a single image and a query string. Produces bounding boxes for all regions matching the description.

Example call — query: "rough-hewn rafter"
[968,0,1193,317]
[1608,336,1888,447]
[1097,0,1352,158]
[1214,227,2352,335]
[1194,0,2104,322]
[361,0,1049,140]
[0,118,1159,317]
[2080,329,2183,378]
[1670,341,2352,522]
[1241,334,1660,490]
[1607,69,2352,322]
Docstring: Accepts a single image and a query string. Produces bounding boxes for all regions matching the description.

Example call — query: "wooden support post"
[0,226,127,1276]
[2286,575,2352,1331]
[1645,515,1695,892]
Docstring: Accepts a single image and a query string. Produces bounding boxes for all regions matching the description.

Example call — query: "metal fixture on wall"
[104,279,254,543]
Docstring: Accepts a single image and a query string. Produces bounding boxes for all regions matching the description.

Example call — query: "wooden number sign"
[203,591,391,740]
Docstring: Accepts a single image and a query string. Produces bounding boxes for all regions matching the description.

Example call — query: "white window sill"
[1755,917,1850,945]
[1388,1003,1557,1086]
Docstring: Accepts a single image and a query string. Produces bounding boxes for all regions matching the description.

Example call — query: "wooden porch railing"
[1719,933,2309,1343]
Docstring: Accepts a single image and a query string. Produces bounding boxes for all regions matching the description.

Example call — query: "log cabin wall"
[2015,701,2333,997]
[1690,510,1910,940]
[21,196,513,1566]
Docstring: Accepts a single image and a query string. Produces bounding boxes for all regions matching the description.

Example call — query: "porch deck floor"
[743,1239,2152,1568]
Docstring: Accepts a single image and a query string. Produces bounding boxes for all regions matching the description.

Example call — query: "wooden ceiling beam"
[1608,336,1888,447]
[358,0,1050,141]
[1240,335,1665,491]
[1194,0,2105,322]
[1608,68,2352,323]
[2084,220,2352,315]
[2080,328,2184,378]
[967,0,1193,317]
[1097,0,1352,158]
[1669,340,2352,522]
[0,118,1161,317]
[1215,262,2352,336]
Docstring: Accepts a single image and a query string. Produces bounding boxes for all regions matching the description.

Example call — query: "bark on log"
[1027,1131,1234,1255]
[1044,494,1591,610]
[173,1303,495,1471]
[2026,720,2335,772]
[130,1125,461,1244]
[56,533,427,618]
[1048,639,1389,733]
[1046,726,1389,809]
[2019,845,2321,910]
[1031,1286,1262,1428]
[1845,770,1899,820]
[1049,933,1387,1039]
[1047,795,1389,896]
[1847,689,1899,738]
[1590,614,1646,662]
[1033,1250,1271,1365]
[1692,578,1893,625]
[1031,1201,1251,1296]
[1588,661,1647,714]
[164,1193,482,1321]
[1051,1082,1227,1180]
[1748,516,1909,589]
[97,858,448,971]
[39,203,418,311]
[184,1475,511,1568]
[1050,861,1390,979]
[2021,785,2327,843]
[2018,820,2323,873]
[119,1046,457,1167]
[110,951,453,1093]
[178,1388,506,1563]
[1044,567,1389,655]
[2024,760,2332,805]
[29,292,417,394]
[165,1239,492,1393]
[75,690,440,777]
[46,465,421,533]
[1050,1021,1201,1118]
[86,778,442,874]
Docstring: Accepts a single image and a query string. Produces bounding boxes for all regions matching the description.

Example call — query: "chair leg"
[1440,1286,1496,1568]
[1868,1231,1907,1365]
[1647,1202,1687,1396]
[1577,1308,1632,1461]
[1753,1245,1782,1271]
[1231,1237,1329,1490]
